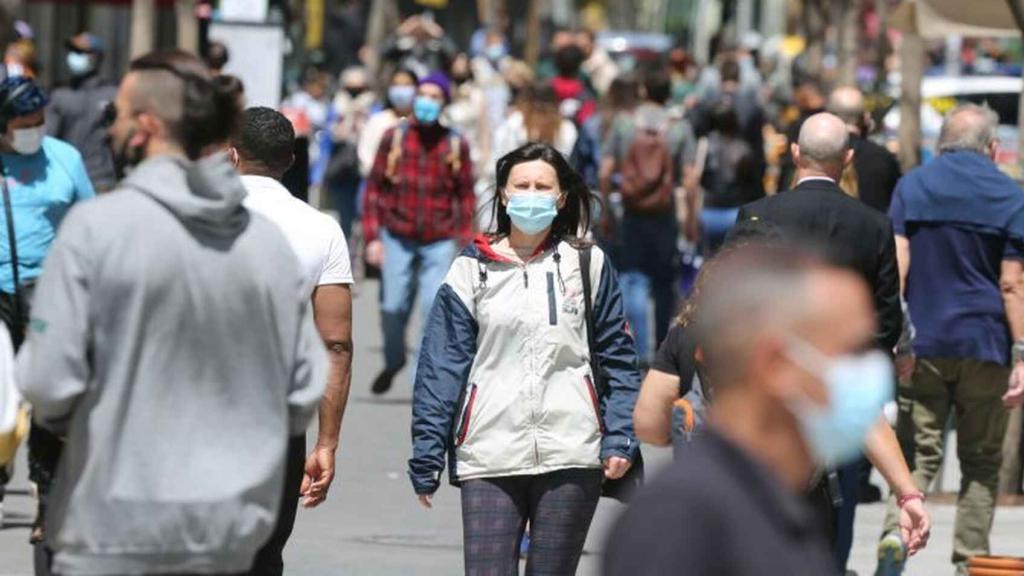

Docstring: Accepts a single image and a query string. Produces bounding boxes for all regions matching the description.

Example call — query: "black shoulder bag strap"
[0,156,24,347]
[579,244,645,502]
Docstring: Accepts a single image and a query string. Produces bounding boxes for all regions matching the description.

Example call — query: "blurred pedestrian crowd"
[0,9,1021,576]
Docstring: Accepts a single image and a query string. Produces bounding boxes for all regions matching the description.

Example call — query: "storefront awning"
[894,0,1021,39]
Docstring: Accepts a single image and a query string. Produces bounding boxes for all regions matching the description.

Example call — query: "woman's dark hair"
[491,142,595,240]
[129,50,240,159]
[522,81,561,146]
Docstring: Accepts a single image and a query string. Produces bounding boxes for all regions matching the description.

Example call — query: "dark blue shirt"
[891,191,1023,365]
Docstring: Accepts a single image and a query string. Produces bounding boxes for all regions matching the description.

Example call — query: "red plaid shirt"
[363,122,475,244]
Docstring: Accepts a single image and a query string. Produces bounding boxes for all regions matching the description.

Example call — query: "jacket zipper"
[455,384,478,447]
[546,272,557,325]
[584,375,606,434]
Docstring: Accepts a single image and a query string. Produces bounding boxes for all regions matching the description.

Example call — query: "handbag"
[579,245,645,503]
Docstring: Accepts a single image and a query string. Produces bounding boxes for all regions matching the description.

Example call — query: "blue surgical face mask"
[785,337,894,467]
[506,193,559,235]
[413,96,442,124]
[388,85,416,111]
[66,52,93,76]
[485,43,507,62]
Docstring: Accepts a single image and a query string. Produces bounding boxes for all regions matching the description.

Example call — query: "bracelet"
[1014,339,1024,364]
[897,492,925,508]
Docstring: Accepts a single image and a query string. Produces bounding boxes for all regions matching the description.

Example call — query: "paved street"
[2,279,1023,575]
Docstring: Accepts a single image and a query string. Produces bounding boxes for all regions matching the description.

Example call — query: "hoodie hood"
[898,150,1024,242]
[123,152,248,235]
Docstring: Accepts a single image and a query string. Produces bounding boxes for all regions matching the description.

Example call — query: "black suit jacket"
[735,179,902,351]
[852,136,902,214]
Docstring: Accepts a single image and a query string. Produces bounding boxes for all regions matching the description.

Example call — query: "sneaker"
[371,368,400,395]
[874,532,906,576]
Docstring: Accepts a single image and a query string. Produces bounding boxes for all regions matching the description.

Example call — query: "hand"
[895,353,916,383]
[899,498,931,556]
[417,494,433,509]
[365,240,384,268]
[1004,363,1024,408]
[299,445,336,508]
[603,456,632,480]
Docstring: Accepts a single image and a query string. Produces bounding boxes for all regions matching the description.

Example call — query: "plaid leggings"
[460,468,603,576]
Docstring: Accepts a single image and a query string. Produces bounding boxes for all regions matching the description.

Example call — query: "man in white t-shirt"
[229,107,354,576]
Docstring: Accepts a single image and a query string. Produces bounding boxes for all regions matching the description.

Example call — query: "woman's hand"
[417,494,433,509]
[603,456,632,480]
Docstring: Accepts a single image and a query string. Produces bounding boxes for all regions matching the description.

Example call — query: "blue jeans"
[329,178,361,241]
[620,271,676,362]
[699,207,740,255]
[379,229,459,374]
[617,213,679,362]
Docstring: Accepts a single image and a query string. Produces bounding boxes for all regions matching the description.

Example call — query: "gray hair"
[692,244,825,388]
[937,104,999,154]
[797,112,850,167]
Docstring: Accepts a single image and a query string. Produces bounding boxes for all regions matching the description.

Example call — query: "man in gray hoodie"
[17,50,327,576]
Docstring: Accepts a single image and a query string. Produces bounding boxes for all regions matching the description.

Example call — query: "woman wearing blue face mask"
[409,142,641,575]
[357,68,417,178]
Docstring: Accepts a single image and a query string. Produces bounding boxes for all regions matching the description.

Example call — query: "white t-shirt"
[241,175,354,296]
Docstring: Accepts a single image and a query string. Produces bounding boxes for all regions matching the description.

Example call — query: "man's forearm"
[865,418,919,498]
[316,343,352,451]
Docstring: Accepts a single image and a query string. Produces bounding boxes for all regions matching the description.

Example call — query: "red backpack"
[620,126,674,214]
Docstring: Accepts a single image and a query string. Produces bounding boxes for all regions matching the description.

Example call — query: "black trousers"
[248,435,306,576]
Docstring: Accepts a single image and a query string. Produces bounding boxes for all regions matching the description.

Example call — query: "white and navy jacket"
[409,236,641,494]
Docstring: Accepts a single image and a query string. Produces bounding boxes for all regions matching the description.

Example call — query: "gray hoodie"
[17,153,326,575]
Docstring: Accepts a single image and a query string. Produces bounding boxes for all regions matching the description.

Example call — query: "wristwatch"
[1013,339,1024,365]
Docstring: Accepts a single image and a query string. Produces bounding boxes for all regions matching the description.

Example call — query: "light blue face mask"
[785,337,894,467]
[388,85,416,111]
[413,96,442,124]
[67,52,93,76]
[506,193,558,235]
[485,43,507,62]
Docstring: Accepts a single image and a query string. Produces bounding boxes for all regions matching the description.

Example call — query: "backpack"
[385,119,462,183]
[620,124,674,215]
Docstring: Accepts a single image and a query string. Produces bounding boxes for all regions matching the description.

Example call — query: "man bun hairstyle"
[129,50,241,160]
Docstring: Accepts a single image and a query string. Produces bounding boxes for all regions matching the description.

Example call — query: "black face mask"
[108,127,145,182]
[345,86,367,98]
[452,74,471,85]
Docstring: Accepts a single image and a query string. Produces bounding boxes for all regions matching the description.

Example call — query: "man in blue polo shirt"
[0,75,93,550]
[877,104,1024,575]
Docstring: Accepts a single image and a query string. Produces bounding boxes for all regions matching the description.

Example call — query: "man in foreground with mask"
[46,32,118,192]
[0,75,93,550]
[604,243,894,574]
[733,112,930,572]
[362,72,474,395]
[17,50,326,575]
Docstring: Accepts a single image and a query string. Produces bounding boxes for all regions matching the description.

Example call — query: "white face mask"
[10,126,44,155]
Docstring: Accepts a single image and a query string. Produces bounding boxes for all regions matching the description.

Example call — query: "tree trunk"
[838,0,861,86]
[897,26,923,170]
[176,0,199,54]
[801,0,827,79]
[875,0,891,91]
[524,0,542,66]
[131,0,156,58]
[365,0,400,82]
